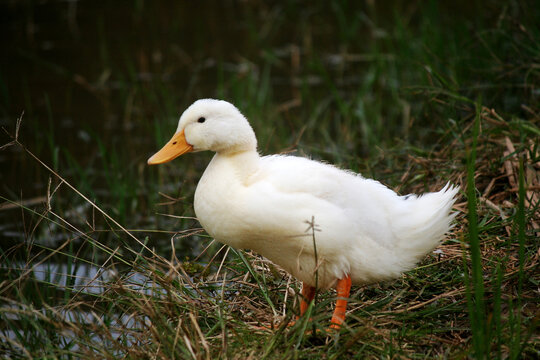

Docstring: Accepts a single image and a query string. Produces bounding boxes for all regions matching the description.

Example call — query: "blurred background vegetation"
[0,0,538,358]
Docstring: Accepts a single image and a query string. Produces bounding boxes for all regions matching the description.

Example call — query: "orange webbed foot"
[328,274,352,331]
[296,275,352,333]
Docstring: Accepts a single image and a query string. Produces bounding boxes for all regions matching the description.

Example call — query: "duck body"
[148,99,459,328]
[194,149,457,290]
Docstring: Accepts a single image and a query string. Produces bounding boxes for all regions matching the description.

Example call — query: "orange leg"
[329,274,352,330]
[299,283,316,317]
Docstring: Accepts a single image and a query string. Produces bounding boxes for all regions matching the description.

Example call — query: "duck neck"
[215,149,260,181]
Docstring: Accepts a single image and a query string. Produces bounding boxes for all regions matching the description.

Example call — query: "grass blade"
[465,101,487,358]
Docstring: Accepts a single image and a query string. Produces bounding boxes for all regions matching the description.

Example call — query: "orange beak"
[147,130,193,165]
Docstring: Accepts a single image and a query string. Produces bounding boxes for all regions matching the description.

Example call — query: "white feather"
[172,99,459,289]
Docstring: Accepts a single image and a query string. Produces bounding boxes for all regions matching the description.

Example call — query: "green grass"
[1,0,539,358]
[464,102,485,358]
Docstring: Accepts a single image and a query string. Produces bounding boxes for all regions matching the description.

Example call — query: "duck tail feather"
[394,183,460,262]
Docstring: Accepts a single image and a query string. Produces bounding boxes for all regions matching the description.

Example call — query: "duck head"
[147,99,257,165]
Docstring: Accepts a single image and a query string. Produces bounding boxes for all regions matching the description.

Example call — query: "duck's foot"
[254,275,351,334]
[249,324,274,332]
[328,274,351,329]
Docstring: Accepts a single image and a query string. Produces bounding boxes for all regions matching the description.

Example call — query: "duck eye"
[197,117,206,123]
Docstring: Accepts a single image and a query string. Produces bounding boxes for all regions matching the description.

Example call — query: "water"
[2,261,159,351]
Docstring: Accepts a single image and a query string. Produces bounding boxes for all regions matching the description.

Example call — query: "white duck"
[148,99,458,329]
